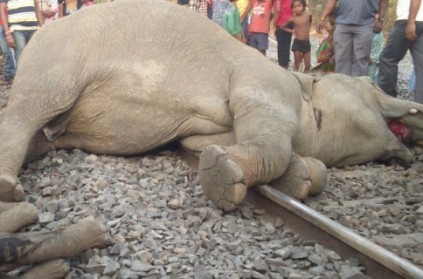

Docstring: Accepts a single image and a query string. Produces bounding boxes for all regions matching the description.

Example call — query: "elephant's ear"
[291,72,318,101]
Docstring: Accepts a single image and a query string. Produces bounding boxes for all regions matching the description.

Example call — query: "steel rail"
[179,149,423,279]
[255,185,423,279]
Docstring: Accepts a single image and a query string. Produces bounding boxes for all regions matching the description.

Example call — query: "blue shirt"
[336,0,378,25]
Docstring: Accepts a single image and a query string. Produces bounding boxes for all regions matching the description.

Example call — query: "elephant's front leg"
[0,202,38,233]
[0,122,51,202]
[0,112,34,201]
[0,80,80,201]
[199,99,299,211]
[270,154,327,200]
[0,129,57,202]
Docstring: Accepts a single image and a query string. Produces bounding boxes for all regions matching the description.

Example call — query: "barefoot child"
[281,0,312,72]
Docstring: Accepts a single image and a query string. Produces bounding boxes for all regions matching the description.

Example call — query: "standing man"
[318,0,388,77]
[0,0,43,65]
[378,0,423,104]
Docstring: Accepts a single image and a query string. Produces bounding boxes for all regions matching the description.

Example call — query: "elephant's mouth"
[388,120,412,143]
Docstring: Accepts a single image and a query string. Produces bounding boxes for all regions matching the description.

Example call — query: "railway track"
[254,185,423,279]
[181,149,423,279]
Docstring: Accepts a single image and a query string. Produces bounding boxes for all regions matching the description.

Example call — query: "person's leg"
[248,32,258,49]
[241,18,249,42]
[293,50,301,71]
[207,1,212,19]
[0,26,8,54]
[275,27,292,68]
[256,33,268,56]
[3,50,16,81]
[410,21,423,103]
[351,23,373,77]
[0,26,16,80]
[26,30,36,42]
[11,31,27,65]
[378,21,411,97]
[303,51,311,72]
[333,24,354,75]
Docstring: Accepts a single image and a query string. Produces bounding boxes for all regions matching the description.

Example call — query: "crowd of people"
[0,0,422,106]
[0,0,98,85]
[184,0,423,104]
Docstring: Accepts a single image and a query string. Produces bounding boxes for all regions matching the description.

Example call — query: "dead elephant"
[0,0,422,213]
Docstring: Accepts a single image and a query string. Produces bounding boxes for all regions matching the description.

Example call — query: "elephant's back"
[19,0,260,101]
[24,0,252,67]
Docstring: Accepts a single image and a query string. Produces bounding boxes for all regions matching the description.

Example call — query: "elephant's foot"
[0,202,38,233]
[271,155,327,200]
[17,259,70,279]
[0,175,24,202]
[199,145,247,211]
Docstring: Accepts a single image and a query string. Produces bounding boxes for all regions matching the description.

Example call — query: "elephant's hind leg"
[199,145,247,211]
[19,259,70,279]
[270,154,327,200]
[0,201,38,233]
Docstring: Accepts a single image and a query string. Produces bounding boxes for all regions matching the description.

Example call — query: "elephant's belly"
[53,76,234,155]
[57,107,232,156]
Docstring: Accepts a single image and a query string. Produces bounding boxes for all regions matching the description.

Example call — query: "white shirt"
[397,0,423,21]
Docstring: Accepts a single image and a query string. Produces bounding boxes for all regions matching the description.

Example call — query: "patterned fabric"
[212,0,231,28]
[190,0,210,17]
[39,0,59,23]
[367,32,384,81]
[316,26,334,63]
[0,0,39,31]
[409,69,416,92]
[312,25,336,73]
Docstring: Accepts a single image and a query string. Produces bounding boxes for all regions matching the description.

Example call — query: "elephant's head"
[395,108,423,146]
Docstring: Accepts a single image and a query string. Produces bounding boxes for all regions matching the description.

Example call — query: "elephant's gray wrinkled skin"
[0,0,422,211]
